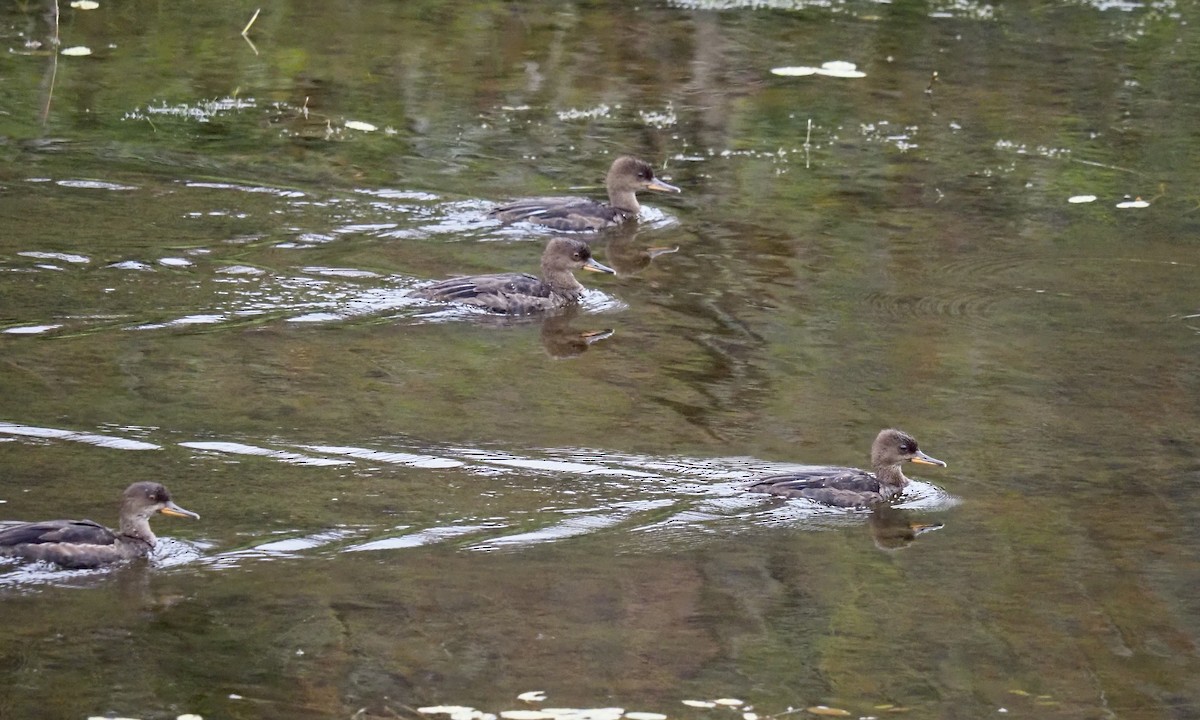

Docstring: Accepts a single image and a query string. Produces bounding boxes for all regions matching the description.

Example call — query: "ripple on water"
[856,252,1059,329]
[0,422,161,451]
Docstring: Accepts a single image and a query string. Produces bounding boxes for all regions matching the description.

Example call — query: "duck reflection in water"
[416,237,615,315]
[489,156,682,232]
[539,306,614,359]
[596,225,680,276]
[0,482,199,569]
[867,505,944,551]
[745,428,946,508]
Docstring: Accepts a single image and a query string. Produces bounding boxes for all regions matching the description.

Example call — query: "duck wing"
[745,467,883,508]
[489,197,627,232]
[0,518,118,547]
[418,273,561,314]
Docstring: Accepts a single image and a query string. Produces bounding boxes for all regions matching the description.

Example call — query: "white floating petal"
[743,714,758,720]
[713,700,744,707]
[71,0,100,8]
[344,120,377,132]
[681,701,716,709]
[815,61,866,78]
[61,46,93,56]
[177,715,204,720]
[518,691,548,703]
[805,707,851,717]
[625,713,667,720]
[541,709,624,720]
[771,66,818,76]
[1116,198,1149,209]
[501,712,554,720]
[1067,195,1097,204]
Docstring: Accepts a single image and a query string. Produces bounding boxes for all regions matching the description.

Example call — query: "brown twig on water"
[925,70,939,95]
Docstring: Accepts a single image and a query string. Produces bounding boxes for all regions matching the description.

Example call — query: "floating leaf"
[816,61,866,78]
[681,701,716,709]
[61,46,92,56]
[1008,690,1030,697]
[1067,195,1096,204]
[771,61,864,79]
[542,709,624,720]
[344,120,377,132]
[806,707,850,717]
[71,0,100,8]
[771,66,818,76]
[519,692,548,703]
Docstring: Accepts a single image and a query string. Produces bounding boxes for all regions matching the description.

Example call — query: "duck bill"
[646,178,681,193]
[160,502,200,520]
[909,450,947,467]
[582,257,616,274]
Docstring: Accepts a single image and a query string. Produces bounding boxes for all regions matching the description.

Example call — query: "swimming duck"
[0,482,199,569]
[745,429,946,508]
[489,156,681,232]
[416,236,615,315]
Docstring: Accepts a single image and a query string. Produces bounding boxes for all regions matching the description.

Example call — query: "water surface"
[2,1,1199,719]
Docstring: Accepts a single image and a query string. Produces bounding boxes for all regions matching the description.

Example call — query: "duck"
[744,429,946,508]
[488,156,681,232]
[0,482,199,569]
[416,236,615,315]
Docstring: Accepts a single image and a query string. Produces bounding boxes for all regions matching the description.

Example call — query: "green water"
[2,1,1199,718]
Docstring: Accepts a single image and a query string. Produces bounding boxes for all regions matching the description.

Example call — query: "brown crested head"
[542,237,615,275]
[121,482,200,520]
[606,156,681,195]
[870,428,946,469]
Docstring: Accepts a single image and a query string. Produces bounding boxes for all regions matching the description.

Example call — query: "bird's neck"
[608,188,640,215]
[542,265,585,299]
[119,516,156,546]
[873,463,910,495]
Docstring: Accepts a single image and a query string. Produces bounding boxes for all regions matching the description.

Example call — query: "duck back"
[745,467,885,508]
[0,518,118,547]
[418,272,568,314]
[489,198,628,232]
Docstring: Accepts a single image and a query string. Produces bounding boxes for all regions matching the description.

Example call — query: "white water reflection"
[179,441,354,467]
[3,324,63,335]
[0,422,161,451]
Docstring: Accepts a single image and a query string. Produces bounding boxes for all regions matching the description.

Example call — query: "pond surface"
[2,0,1199,718]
